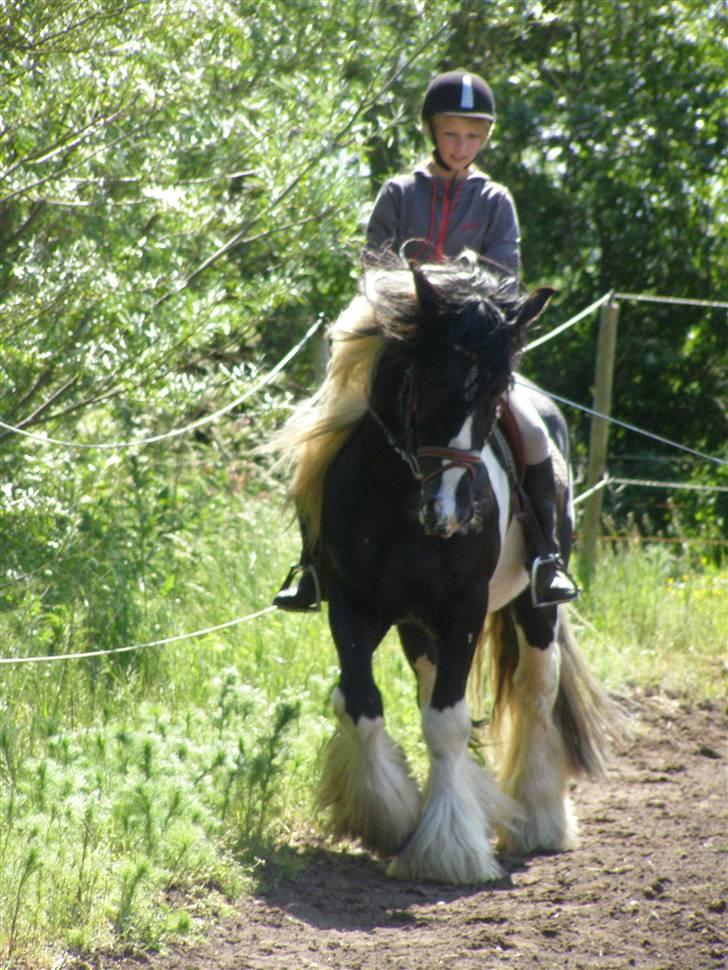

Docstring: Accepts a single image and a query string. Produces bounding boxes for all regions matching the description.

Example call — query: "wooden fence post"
[578,296,620,585]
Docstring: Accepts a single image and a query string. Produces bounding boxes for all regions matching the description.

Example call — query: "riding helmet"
[421,70,496,124]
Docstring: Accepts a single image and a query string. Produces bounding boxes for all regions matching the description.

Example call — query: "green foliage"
[0,683,302,953]
[0,487,337,960]
[574,539,726,698]
[0,2,725,964]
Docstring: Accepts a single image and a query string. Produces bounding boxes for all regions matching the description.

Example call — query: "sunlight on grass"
[1,491,724,965]
[574,542,726,699]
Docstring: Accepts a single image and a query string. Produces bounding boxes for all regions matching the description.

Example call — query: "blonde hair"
[271,294,386,542]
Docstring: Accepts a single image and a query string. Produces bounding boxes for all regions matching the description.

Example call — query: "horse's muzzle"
[418,462,488,537]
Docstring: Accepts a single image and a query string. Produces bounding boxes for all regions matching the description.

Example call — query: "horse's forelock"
[362,259,517,344]
[360,261,537,404]
[362,268,420,341]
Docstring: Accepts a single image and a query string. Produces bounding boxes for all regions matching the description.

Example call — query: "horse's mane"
[273,255,520,542]
[271,292,383,541]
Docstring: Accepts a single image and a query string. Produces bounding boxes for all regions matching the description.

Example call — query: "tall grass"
[0,477,724,966]
[573,539,726,699]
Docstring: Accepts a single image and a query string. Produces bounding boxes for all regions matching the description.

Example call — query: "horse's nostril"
[420,499,440,533]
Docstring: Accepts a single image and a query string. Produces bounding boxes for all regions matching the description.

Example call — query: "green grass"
[0,485,725,967]
[573,540,726,699]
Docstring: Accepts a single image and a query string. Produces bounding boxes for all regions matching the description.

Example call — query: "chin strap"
[432,148,452,172]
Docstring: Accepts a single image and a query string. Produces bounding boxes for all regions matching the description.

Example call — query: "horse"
[275,256,615,885]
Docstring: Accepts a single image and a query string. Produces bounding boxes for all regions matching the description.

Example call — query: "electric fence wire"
[0,318,323,451]
[2,291,725,666]
[0,607,278,665]
[518,379,728,468]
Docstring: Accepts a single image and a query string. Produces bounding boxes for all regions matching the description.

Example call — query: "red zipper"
[434,177,462,261]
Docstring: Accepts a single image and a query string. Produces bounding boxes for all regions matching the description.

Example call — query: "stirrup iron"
[274,562,322,612]
[530,554,579,608]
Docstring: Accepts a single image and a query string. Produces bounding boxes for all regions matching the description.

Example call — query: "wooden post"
[578,297,620,585]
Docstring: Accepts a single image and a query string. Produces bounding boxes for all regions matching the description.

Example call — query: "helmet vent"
[461,75,474,110]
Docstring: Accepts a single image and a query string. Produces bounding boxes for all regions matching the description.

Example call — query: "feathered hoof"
[324,781,421,860]
[387,840,504,885]
[318,722,421,858]
[498,800,578,854]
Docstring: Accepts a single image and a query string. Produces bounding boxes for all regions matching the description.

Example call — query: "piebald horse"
[275,257,614,884]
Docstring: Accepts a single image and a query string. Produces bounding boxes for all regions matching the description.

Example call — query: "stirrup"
[530,554,579,608]
[273,563,322,612]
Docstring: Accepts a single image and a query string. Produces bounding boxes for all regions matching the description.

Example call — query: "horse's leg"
[493,596,577,853]
[398,621,437,709]
[389,600,512,884]
[318,589,421,858]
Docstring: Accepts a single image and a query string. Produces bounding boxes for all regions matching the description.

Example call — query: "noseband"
[416,445,483,484]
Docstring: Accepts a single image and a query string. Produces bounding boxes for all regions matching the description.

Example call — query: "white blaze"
[435,415,474,531]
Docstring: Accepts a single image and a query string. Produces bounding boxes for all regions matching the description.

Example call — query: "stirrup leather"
[530,554,579,608]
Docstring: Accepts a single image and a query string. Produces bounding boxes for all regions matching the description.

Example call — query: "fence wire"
[0,319,322,451]
[2,287,725,666]
[0,607,277,666]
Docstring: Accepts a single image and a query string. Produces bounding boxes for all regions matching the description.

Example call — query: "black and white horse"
[277,258,614,884]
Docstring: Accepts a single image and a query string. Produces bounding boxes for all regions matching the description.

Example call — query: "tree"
[0,0,724,616]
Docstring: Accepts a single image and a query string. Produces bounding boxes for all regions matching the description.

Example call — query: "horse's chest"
[337,512,498,610]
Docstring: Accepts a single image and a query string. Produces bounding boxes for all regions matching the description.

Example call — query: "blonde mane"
[271,255,507,544]
[272,293,387,541]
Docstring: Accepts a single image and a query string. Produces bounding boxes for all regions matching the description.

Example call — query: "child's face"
[432,115,490,173]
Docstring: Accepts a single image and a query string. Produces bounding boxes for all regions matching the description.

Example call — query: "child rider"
[274,69,577,611]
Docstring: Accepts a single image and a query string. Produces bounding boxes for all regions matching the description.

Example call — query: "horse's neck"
[482,439,515,541]
[369,355,409,427]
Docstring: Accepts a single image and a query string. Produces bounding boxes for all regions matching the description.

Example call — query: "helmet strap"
[432,147,452,172]
[423,119,452,172]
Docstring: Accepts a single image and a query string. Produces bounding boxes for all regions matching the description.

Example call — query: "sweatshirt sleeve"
[365,180,401,256]
[481,188,521,278]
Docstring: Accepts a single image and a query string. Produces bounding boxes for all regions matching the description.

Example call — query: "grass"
[0,482,725,967]
[573,539,727,699]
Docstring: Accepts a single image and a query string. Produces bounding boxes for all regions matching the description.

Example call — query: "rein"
[368,364,486,485]
[366,403,422,479]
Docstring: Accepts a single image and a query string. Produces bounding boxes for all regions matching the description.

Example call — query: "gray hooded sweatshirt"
[365,164,520,277]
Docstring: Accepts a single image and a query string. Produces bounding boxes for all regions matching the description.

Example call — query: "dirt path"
[107,692,725,970]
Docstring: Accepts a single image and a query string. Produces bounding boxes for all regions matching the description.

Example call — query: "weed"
[0,486,723,966]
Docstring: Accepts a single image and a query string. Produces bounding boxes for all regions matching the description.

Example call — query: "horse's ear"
[410,263,441,316]
[513,287,557,329]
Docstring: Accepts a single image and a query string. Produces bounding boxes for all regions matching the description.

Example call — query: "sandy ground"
[87,691,726,970]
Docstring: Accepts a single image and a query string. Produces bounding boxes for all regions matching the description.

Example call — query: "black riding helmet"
[421,70,496,125]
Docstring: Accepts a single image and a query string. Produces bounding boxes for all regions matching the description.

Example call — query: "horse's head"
[402,262,554,537]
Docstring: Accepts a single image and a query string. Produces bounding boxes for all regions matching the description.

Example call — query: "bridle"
[367,362,487,484]
[416,444,484,484]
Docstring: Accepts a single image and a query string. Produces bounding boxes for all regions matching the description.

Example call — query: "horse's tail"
[486,605,621,778]
[552,609,622,776]
[466,612,499,732]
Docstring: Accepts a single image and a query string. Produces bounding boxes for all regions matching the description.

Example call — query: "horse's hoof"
[387,849,504,885]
